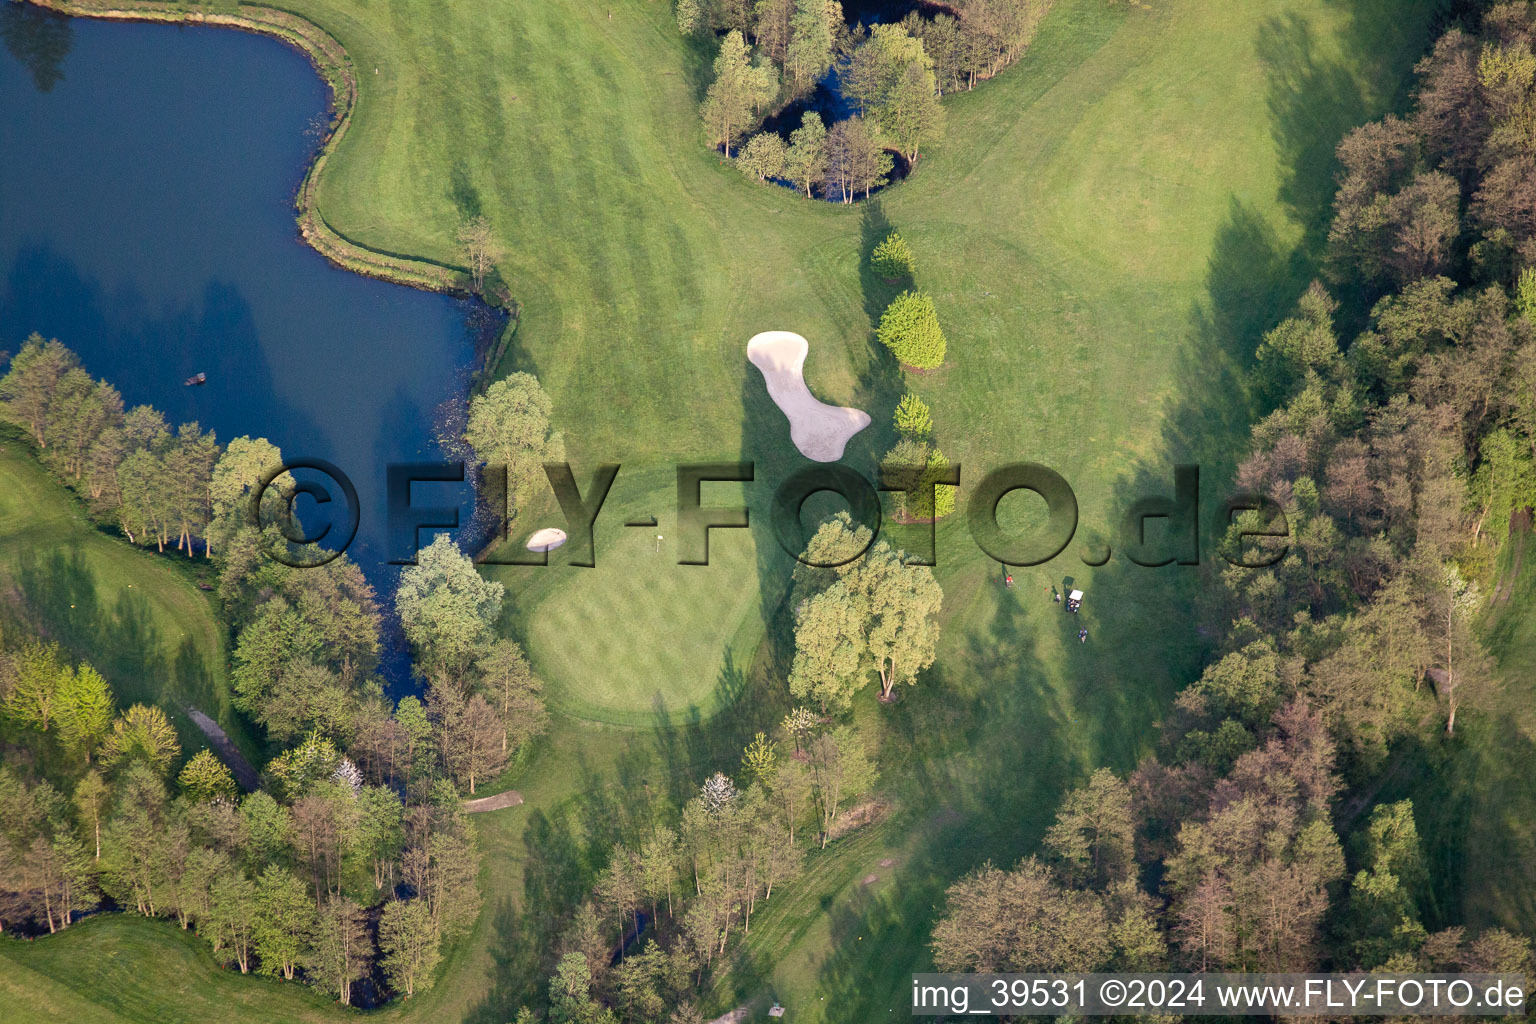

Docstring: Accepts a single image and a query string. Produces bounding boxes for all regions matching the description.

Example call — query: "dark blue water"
[0,12,479,626]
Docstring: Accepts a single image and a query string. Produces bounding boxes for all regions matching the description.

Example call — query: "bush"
[872,231,916,280]
[877,291,946,369]
[882,438,956,521]
[893,392,932,437]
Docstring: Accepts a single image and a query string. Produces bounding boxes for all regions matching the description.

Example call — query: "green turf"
[0,438,250,759]
[0,0,1441,1019]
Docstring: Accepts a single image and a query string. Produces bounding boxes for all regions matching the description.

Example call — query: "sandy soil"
[747,331,870,462]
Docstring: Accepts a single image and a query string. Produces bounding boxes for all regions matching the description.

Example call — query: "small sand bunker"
[525,527,568,552]
[747,331,870,462]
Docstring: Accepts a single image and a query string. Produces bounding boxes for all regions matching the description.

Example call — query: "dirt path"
[463,789,524,812]
[185,707,262,792]
[705,1009,750,1024]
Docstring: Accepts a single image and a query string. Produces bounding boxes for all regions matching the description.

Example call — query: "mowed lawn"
[518,478,768,725]
[0,440,247,756]
[303,0,1429,725]
[0,0,1441,1021]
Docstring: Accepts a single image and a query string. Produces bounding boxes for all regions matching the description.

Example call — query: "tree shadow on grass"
[788,19,1442,995]
[12,547,226,754]
[461,896,540,1024]
[650,644,790,810]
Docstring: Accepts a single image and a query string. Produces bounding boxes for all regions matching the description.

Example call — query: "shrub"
[877,290,946,369]
[893,391,932,437]
[872,231,916,280]
[882,438,956,521]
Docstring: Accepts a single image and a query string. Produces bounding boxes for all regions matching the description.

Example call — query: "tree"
[115,445,165,547]
[742,731,778,786]
[420,827,482,940]
[177,750,237,803]
[675,0,707,35]
[72,770,108,859]
[310,896,372,1005]
[784,0,834,97]
[290,784,353,901]
[238,791,292,868]
[872,231,916,280]
[1042,769,1135,889]
[843,23,925,115]
[596,843,644,953]
[640,825,680,919]
[433,687,507,794]
[1433,563,1493,736]
[474,638,548,756]
[932,857,1113,972]
[4,642,67,732]
[166,421,217,554]
[700,30,777,155]
[265,731,342,802]
[396,535,505,686]
[736,131,787,181]
[823,116,889,203]
[0,334,77,447]
[780,705,818,754]
[1516,266,1536,325]
[807,727,876,847]
[355,784,406,890]
[464,372,564,528]
[784,111,828,197]
[789,513,944,708]
[55,663,113,765]
[456,214,502,293]
[101,704,180,775]
[880,59,944,161]
[379,898,441,997]
[207,436,286,553]
[207,871,260,973]
[877,289,946,369]
[253,865,313,980]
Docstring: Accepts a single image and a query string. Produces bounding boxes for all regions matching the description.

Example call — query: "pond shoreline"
[24,0,520,386]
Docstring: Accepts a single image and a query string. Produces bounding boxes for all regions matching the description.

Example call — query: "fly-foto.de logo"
[249,459,1291,571]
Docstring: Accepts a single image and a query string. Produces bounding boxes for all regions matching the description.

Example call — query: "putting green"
[503,473,774,726]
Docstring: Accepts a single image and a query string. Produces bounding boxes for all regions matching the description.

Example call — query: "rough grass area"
[0,438,247,757]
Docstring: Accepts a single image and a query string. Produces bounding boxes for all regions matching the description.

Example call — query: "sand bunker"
[747,331,870,462]
[525,527,568,552]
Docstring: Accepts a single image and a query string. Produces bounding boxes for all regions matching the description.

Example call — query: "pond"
[0,8,481,680]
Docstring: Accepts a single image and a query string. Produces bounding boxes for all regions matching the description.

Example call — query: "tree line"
[0,336,218,554]
[0,634,483,1004]
[513,711,877,1024]
[688,0,1053,200]
[0,344,565,1003]
[932,0,1536,978]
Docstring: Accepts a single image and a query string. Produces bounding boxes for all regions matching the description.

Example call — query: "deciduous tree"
[379,898,441,997]
[101,704,180,775]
